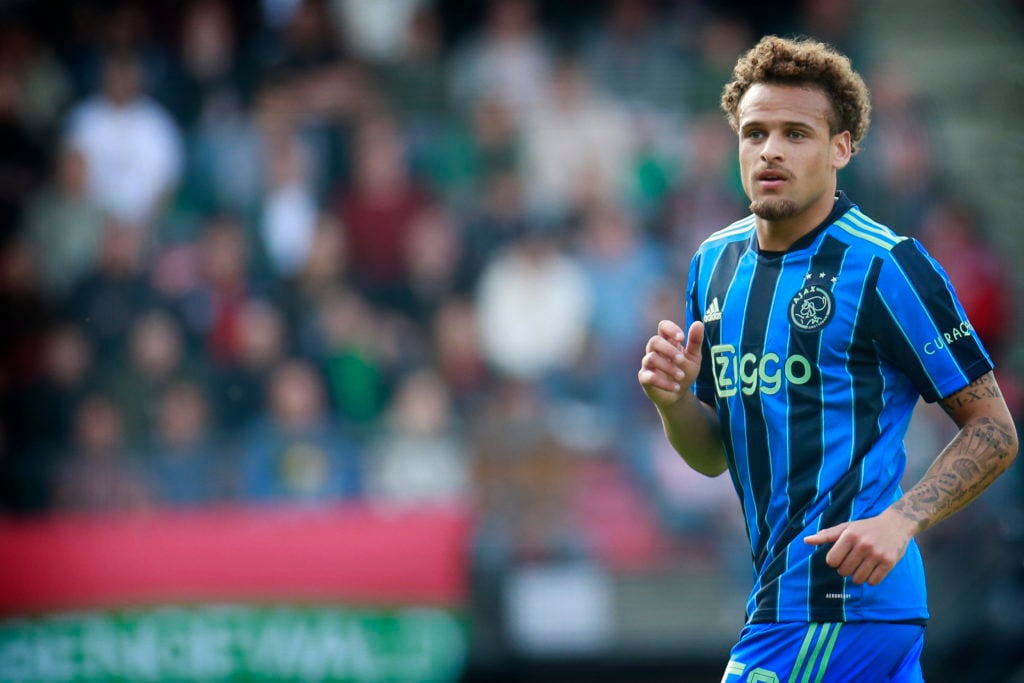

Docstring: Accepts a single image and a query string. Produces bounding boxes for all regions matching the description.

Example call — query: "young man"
[638,36,1018,682]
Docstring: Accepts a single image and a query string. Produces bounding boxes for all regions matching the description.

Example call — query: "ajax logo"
[789,273,836,332]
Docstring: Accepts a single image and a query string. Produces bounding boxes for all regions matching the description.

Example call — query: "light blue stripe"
[888,252,970,387]
[841,259,875,621]
[703,216,756,246]
[877,295,943,398]
[848,207,903,238]
[834,218,897,250]
[846,209,905,244]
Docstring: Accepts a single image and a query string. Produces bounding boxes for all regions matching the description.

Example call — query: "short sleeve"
[872,239,993,402]
[686,252,717,404]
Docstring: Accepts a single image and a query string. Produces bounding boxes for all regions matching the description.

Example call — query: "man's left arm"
[804,371,1018,585]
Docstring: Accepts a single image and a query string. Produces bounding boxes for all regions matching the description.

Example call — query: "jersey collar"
[754,191,855,258]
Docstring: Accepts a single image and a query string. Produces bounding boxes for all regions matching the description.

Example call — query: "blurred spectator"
[171,0,250,131]
[179,92,263,218]
[449,0,552,121]
[292,213,349,297]
[70,220,155,369]
[262,0,303,30]
[177,6,263,217]
[851,64,936,234]
[193,214,259,366]
[258,120,318,277]
[66,0,175,98]
[170,0,262,216]
[332,114,431,313]
[64,50,184,227]
[0,23,74,140]
[569,455,668,572]
[366,368,470,505]
[0,240,54,393]
[475,222,591,382]
[431,296,491,413]
[309,287,392,426]
[471,379,585,564]
[237,358,362,503]
[580,0,688,116]
[793,0,865,67]
[257,0,348,78]
[404,201,463,322]
[1,323,95,511]
[372,5,451,134]
[521,55,634,218]
[22,146,105,299]
[332,0,427,64]
[276,212,350,338]
[687,15,751,114]
[9,323,96,455]
[456,169,529,292]
[623,114,678,224]
[423,96,520,206]
[147,380,226,506]
[659,112,746,261]
[619,421,748,578]
[101,307,204,443]
[50,393,153,512]
[213,298,290,432]
[919,198,1014,363]
[0,65,48,245]
[575,202,669,415]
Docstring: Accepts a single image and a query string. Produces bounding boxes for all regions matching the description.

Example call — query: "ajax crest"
[789,273,836,332]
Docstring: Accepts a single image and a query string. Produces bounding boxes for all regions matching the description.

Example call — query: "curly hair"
[720,36,871,155]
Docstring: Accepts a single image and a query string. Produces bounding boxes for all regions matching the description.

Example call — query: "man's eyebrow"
[740,119,816,130]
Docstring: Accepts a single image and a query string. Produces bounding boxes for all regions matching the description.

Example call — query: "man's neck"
[755,193,838,252]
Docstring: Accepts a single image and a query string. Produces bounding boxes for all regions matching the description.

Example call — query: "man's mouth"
[756,169,789,189]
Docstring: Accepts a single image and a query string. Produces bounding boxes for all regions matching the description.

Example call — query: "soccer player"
[638,36,1018,682]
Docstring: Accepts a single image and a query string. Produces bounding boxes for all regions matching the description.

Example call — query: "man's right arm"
[638,320,727,477]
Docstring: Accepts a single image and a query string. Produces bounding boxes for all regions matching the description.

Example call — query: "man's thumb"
[685,321,704,355]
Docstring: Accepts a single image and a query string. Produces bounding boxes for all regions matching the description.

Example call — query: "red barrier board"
[0,503,472,616]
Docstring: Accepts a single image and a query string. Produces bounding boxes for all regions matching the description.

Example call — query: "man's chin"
[750,198,800,221]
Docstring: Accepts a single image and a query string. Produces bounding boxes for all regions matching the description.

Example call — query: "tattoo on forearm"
[940,373,1002,415]
[892,416,1015,531]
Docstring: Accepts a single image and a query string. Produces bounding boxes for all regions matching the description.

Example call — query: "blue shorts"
[721,622,925,683]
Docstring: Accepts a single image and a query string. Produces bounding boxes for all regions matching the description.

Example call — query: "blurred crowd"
[0,0,1021,665]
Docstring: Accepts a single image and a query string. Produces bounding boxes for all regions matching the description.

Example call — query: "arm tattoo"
[939,373,1002,416]
[892,415,1016,532]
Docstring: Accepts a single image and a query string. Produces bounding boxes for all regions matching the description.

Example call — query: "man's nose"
[760,133,784,162]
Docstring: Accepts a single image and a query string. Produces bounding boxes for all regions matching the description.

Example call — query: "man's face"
[736,83,851,224]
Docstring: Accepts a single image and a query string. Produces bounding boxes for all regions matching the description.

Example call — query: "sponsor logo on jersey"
[703,296,722,323]
[923,320,974,355]
[710,344,813,397]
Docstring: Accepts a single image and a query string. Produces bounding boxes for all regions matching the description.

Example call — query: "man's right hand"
[638,319,725,477]
[638,320,705,409]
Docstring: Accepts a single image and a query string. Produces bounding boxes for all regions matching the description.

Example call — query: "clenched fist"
[638,320,705,409]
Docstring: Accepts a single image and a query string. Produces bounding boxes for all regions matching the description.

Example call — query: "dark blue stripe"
[889,239,986,374]
[750,236,848,619]
[739,257,784,590]
[703,239,750,482]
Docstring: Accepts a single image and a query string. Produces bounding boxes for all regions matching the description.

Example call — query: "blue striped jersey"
[685,192,993,624]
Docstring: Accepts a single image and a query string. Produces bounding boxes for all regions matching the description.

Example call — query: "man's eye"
[746,130,764,139]
[788,131,806,139]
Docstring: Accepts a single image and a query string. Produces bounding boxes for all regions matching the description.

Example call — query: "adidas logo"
[703,297,722,323]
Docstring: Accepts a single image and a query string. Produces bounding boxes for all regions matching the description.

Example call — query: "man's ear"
[832,130,853,171]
